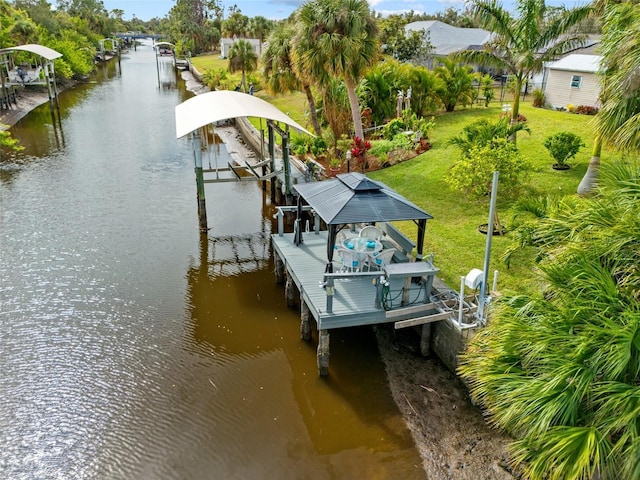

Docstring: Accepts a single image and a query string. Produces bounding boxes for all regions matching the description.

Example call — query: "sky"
[101,0,586,22]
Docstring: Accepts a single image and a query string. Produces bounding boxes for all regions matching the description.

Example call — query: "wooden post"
[300,301,312,341]
[192,131,208,232]
[285,273,296,307]
[420,323,431,356]
[275,255,285,284]
[282,130,291,199]
[317,329,330,376]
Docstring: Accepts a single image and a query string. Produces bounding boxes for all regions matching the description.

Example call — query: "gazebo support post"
[416,219,426,261]
[192,130,208,232]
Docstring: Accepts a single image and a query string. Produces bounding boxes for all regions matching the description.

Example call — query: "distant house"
[220,38,261,58]
[542,54,602,109]
[404,20,492,69]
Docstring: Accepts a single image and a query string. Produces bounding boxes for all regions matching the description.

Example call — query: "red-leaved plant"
[350,136,371,171]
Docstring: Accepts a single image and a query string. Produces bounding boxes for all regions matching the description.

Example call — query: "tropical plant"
[457,0,592,138]
[433,56,476,112]
[449,117,530,157]
[318,77,352,149]
[248,15,273,55]
[580,1,640,196]
[447,137,531,197]
[460,160,640,480]
[479,74,495,107]
[543,131,585,167]
[228,38,257,92]
[294,0,379,140]
[531,88,546,108]
[262,22,322,135]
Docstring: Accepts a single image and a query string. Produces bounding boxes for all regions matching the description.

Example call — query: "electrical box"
[465,268,484,290]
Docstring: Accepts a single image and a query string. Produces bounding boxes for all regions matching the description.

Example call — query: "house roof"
[547,54,602,73]
[175,90,313,139]
[293,173,432,225]
[405,20,492,56]
[0,44,62,61]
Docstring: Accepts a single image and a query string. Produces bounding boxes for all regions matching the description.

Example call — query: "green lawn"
[190,54,607,293]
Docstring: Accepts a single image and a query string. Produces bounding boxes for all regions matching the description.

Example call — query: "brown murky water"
[0,41,425,479]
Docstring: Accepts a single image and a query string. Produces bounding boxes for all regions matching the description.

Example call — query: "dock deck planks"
[271,230,438,330]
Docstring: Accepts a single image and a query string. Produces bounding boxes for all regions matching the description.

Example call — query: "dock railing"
[273,206,320,236]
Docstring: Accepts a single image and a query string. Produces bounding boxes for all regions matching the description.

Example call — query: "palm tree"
[249,15,273,55]
[294,0,379,140]
[262,22,322,136]
[594,1,640,153]
[457,0,592,134]
[434,56,476,112]
[579,2,640,195]
[460,160,640,480]
[228,39,257,92]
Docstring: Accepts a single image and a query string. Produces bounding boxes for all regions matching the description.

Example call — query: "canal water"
[0,42,425,478]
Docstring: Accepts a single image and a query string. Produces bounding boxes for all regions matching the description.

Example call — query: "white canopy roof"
[0,44,62,61]
[175,90,314,139]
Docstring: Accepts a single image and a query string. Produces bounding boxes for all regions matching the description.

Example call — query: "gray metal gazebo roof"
[293,173,432,265]
[293,172,432,225]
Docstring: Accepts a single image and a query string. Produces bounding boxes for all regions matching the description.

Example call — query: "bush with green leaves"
[459,161,640,480]
[290,135,309,156]
[543,131,585,166]
[382,117,405,140]
[449,117,530,157]
[447,137,531,197]
[309,136,327,157]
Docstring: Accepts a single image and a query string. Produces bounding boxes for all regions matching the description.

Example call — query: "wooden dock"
[270,227,476,375]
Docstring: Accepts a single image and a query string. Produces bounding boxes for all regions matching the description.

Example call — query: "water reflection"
[1,40,425,479]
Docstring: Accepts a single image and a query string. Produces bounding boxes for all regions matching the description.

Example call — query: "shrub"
[531,88,545,108]
[543,131,585,166]
[447,138,532,197]
[382,118,406,140]
[309,137,327,157]
[575,105,599,115]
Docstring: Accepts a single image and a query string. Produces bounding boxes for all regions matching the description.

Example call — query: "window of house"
[571,75,582,88]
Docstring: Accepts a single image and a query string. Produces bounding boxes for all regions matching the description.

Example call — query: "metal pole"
[193,131,208,232]
[478,171,499,321]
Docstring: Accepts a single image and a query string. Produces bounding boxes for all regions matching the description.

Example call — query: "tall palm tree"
[458,0,592,133]
[460,160,640,480]
[579,1,640,195]
[593,1,640,153]
[249,15,273,55]
[294,0,379,140]
[262,22,322,136]
[228,39,257,92]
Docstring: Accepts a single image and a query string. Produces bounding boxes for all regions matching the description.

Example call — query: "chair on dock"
[359,225,382,241]
[337,248,362,272]
[364,248,396,271]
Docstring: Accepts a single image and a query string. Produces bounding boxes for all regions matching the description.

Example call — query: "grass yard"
[189,54,608,293]
[369,103,609,293]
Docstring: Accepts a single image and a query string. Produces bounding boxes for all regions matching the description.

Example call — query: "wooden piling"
[300,301,312,341]
[274,255,285,284]
[285,273,296,307]
[317,329,330,376]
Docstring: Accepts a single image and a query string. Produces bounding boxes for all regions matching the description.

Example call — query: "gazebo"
[292,172,433,271]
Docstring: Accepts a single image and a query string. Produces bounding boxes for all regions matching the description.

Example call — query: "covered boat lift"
[0,44,62,111]
[175,90,314,232]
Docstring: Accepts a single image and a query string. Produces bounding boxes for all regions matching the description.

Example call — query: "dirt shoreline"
[4,71,516,480]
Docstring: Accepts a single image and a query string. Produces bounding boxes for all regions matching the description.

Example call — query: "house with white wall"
[220,38,261,58]
[542,54,602,109]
